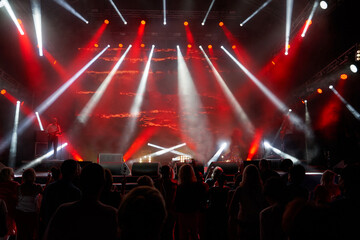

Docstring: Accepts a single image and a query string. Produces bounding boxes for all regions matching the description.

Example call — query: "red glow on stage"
[246,130,263,160]
[219,22,224,27]
[1,91,32,115]
[317,88,323,94]
[221,25,255,69]
[43,49,68,78]
[141,20,146,25]
[123,127,157,161]
[104,19,109,24]
[184,21,189,26]
[0,89,6,95]
[208,45,212,49]
[17,24,44,92]
[340,74,348,80]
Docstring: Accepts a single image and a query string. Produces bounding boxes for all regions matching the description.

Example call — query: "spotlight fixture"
[184,21,188,26]
[1,89,6,95]
[187,44,192,48]
[356,49,360,62]
[118,43,123,48]
[288,109,292,112]
[232,45,236,49]
[94,43,99,48]
[319,1,328,9]
[219,22,224,27]
[350,64,358,73]
[340,74,348,80]
[141,20,146,25]
[208,45,212,49]
[104,19,109,24]
[329,85,333,89]
[317,88,323,94]
[140,43,145,48]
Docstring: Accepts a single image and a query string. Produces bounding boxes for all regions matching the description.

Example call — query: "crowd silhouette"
[0,158,359,240]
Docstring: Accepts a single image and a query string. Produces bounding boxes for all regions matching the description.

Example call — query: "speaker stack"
[98,153,130,176]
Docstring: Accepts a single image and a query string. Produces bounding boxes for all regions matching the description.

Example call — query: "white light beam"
[31,0,43,56]
[202,0,215,26]
[35,112,44,131]
[9,101,21,168]
[240,0,272,27]
[78,45,132,124]
[109,0,127,25]
[3,0,24,35]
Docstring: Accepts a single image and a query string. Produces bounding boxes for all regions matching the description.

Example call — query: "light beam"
[285,0,294,55]
[200,46,254,134]
[202,0,215,26]
[109,0,127,24]
[9,101,21,168]
[330,86,360,120]
[78,45,132,124]
[240,0,272,27]
[54,0,88,24]
[3,0,24,35]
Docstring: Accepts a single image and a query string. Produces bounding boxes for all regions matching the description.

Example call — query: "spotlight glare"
[141,20,146,25]
[104,19,109,24]
[187,44,192,48]
[304,100,307,103]
[350,64,358,73]
[140,43,145,48]
[289,109,292,112]
[119,43,123,48]
[208,45,212,49]
[232,45,236,49]
[317,88,323,94]
[219,22,224,27]
[201,22,205,26]
[1,89,6,95]
[184,21,188,26]
[94,43,99,48]
[329,85,333,89]
[264,141,270,149]
[320,1,328,9]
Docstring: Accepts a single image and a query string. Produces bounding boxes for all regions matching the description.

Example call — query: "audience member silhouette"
[258,159,280,184]
[39,160,81,238]
[285,164,309,202]
[175,164,208,240]
[0,167,19,239]
[44,163,118,240]
[158,165,177,240]
[0,199,7,239]
[330,163,360,240]
[228,164,266,240]
[279,158,293,184]
[118,186,166,240]
[260,176,287,240]
[136,175,155,188]
[206,172,230,240]
[100,168,122,209]
[15,168,43,240]
[44,167,61,187]
[205,166,223,188]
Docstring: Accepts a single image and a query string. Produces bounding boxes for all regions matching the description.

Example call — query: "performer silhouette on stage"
[46,117,62,160]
